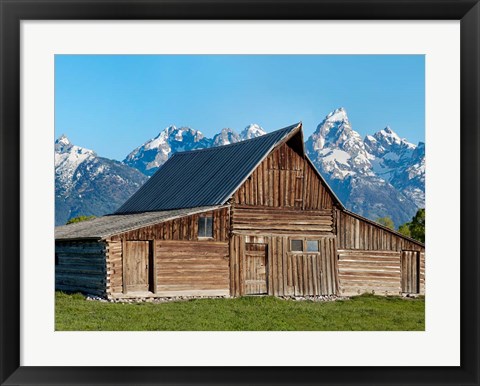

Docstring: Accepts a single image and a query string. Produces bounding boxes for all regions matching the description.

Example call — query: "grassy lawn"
[55,292,424,331]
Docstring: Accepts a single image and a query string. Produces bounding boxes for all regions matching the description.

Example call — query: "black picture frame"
[1,1,479,385]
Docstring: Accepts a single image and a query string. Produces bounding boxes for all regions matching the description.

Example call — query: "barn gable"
[233,134,341,210]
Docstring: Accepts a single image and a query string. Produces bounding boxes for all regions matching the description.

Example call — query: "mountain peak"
[55,134,70,145]
[55,134,73,152]
[373,126,415,150]
[309,107,362,152]
[212,127,241,147]
[325,107,349,123]
[240,124,266,140]
[124,125,212,176]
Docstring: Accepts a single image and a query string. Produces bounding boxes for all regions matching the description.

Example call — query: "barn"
[55,123,425,299]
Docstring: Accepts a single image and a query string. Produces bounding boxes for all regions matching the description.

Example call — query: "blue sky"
[55,55,425,161]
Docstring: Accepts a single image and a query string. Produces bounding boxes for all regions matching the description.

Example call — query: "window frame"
[290,239,304,253]
[306,240,320,252]
[197,215,214,239]
[289,238,322,254]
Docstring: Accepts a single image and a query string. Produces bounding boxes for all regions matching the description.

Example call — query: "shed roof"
[55,206,222,240]
[115,123,302,214]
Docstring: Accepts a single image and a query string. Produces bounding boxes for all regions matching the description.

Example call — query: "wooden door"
[244,243,268,295]
[124,241,149,292]
[401,251,420,294]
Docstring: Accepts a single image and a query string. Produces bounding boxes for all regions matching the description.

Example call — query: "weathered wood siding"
[155,240,229,296]
[234,141,333,210]
[55,241,106,297]
[230,138,338,297]
[336,210,424,252]
[336,211,424,296]
[230,235,338,297]
[232,206,334,235]
[420,252,425,295]
[106,208,230,298]
[337,250,401,296]
[109,207,229,242]
[106,240,123,295]
[401,250,426,295]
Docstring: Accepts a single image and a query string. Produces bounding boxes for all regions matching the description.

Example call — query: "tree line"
[376,208,425,243]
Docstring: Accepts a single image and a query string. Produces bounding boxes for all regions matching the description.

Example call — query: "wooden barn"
[55,123,425,299]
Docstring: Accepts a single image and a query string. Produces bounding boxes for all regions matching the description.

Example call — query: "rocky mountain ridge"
[55,135,147,225]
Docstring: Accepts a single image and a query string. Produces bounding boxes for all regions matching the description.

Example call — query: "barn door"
[401,251,420,294]
[124,241,150,293]
[244,243,268,295]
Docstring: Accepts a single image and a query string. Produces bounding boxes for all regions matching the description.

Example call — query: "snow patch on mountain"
[306,108,424,226]
[125,123,265,176]
[55,135,96,195]
[365,127,424,208]
[212,128,241,147]
[306,107,375,179]
[123,125,212,176]
[55,135,147,225]
[240,124,266,140]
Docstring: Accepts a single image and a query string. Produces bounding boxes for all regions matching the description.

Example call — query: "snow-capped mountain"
[55,135,147,225]
[365,128,425,207]
[306,108,424,226]
[306,108,375,179]
[55,114,424,228]
[55,135,96,196]
[124,123,265,175]
[212,128,241,147]
[240,124,266,140]
[123,126,213,176]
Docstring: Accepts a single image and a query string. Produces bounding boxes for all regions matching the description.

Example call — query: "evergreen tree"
[409,208,425,243]
[397,208,425,243]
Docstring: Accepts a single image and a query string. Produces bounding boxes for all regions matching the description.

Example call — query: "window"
[198,216,213,238]
[291,239,303,252]
[307,240,319,252]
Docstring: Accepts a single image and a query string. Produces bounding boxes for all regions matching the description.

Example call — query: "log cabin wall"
[108,207,229,242]
[55,241,107,297]
[106,207,230,298]
[232,206,334,236]
[154,240,229,297]
[336,210,425,296]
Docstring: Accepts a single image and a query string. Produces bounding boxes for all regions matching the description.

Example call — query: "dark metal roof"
[116,123,301,214]
[55,206,223,240]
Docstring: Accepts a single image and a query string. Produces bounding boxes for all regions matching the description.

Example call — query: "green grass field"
[55,292,424,331]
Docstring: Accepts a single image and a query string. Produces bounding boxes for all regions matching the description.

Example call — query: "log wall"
[337,249,402,296]
[230,235,338,297]
[232,206,334,235]
[109,207,229,242]
[55,241,107,297]
[155,240,229,297]
[106,208,230,298]
[336,211,425,296]
[233,141,333,210]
